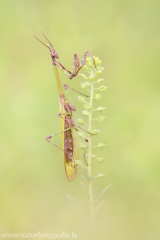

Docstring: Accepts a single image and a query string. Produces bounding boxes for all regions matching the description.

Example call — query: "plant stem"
[88,81,94,223]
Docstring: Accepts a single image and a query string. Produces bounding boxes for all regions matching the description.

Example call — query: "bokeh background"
[0,1,160,239]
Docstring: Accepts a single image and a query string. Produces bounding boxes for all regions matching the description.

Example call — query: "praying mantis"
[29,27,94,181]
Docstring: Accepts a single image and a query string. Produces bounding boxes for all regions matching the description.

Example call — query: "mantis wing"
[59,100,78,182]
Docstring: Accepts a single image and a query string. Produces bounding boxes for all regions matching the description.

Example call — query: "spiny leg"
[45,128,71,151]
[62,84,90,113]
[73,124,94,135]
[69,51,97,79]
[56,60,73,78]
[72,53,80,74]
[46,124,77,166]
[63,84,90,97]
[81,51,96,68]
[57,112,74,129]
[57,112,71,121]
[56,51,96,80]
[57,112,92,139]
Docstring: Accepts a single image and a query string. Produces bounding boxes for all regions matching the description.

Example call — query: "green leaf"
[93,173,105,180]
[66,194,88,208]
[76,160,88,169]
[98,216,108,230]
[94,184,111,204]
[81,168,89,182]
[80,181,89,192]
[94,200,105,213]
[77,210,89,223]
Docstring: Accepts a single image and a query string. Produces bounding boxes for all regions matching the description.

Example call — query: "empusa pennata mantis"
[29,27,94,181]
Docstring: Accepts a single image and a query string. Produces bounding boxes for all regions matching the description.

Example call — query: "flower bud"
[84,65,89,71]
[99,86,107,92]
[98,143,107,150]
[78,132,86,139]
[80,83,87,90]
[89,62,93,68]
[95,71,102,76]
[97,78,104,83]
[84,81,91,86]
[97,116,106,122]
[76,118,84,125]
[88,76,95,81]
[89,129,101,135]
[86,58,89,63]
[77,96,85,103]
[97,106,106,112]
[94,94,102,100]
[82,110,89,116]
[79,73,87,79]
[97,67,104,71]
[96,158,104,163]
[84,104,93,110]
[79,142,86,150]
[95,57,100,65]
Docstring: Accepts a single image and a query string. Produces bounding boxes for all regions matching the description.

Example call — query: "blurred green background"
[0,1,160,239]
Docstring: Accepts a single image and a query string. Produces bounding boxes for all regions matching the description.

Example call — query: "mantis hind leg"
[62,83,90,111]
[73,124,93,136]
[45,128,71,151]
